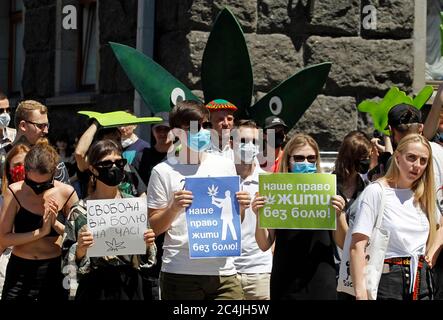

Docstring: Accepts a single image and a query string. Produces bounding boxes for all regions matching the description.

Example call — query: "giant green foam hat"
[110,42,200,113]
[112,7,331,129]
[249,62,332,129]
[78,111,163,128]
[358,85,433,135]
[201,8,253,120]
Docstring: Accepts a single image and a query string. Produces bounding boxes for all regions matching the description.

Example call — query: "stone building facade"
[0,0,426,150]
[155,0,420,150]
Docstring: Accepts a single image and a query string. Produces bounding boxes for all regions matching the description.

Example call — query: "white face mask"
[238,141,259,163]
[121,137,135,148]
[0,112,10,128]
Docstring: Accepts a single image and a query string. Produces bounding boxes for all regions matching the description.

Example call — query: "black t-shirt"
[133,147,167,186]
[271,229,337,300]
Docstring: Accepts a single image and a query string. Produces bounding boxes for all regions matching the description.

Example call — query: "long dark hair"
[88,139,122,167]
[334,131,372,183]
[87,139,123,192]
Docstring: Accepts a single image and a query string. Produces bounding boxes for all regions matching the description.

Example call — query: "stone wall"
[155,0,415,150]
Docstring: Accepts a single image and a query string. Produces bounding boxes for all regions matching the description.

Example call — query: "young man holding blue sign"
[147,100,250,300]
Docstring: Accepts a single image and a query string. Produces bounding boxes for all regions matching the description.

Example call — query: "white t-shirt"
[206,142,235,161]
[234,165,273,274]
[352,183,429,259]
[147,152,238,276]
[430,142,443,214]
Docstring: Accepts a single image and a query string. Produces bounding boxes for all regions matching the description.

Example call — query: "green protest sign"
[258,173,336,230]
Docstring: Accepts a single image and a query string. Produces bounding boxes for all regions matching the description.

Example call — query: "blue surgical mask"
[187,129,211,152]
[238,142,259,163]
[291,162,317,174]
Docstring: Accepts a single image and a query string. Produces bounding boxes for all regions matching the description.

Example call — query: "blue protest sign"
[185,176,241,258]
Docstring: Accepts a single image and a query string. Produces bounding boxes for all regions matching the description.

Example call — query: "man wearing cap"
[262,116,288,172]
[205,99,237,160]
[368,103,424,182]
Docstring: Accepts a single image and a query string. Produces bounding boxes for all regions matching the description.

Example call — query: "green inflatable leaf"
[110,42,200,113]
[201,8,253,120]
[358,85,433,135]
[412,85,433,109]
[78,111,163,128]
[249,62,332,129]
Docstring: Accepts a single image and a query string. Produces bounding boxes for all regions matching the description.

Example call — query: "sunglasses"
[26,120,49,130]
[202,121,212,129]
[183,121,211,132]
[95,158,127,169]
[0,107,10,113]
[289,155,317,163]
[240,138,257,145]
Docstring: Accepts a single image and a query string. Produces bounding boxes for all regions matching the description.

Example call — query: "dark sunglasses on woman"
[95,158,127,169]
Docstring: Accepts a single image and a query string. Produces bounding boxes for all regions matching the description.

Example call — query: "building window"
[8,0,24,93]
[77,0,97,89]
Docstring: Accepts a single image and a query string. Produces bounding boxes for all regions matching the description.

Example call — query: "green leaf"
[78,111,163,128]
[201,8,253,119]
[110,42,200,113]
[249,62,332,129]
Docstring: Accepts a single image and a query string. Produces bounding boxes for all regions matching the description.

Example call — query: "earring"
[91,175,97,189]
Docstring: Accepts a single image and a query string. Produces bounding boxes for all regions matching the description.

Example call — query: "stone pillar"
[134,0,155,142]
[413,0,426,93]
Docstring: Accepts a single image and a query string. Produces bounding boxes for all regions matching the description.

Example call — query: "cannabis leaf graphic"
[207,184,219,197]
[266,194,276,205]
[105,238,126,252]
[358,85,433,135]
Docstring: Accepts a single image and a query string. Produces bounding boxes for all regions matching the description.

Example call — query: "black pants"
[75,265,145,300]
[2,254,68,301]
[377,262,433,300]
[432,253,443,299]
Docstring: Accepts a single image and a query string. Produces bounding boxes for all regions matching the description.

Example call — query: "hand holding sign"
[171,190,194,211]
[236,191,251,208]
[251,192,266,216]
[76,227,94,261]
[236,191,251,219]
[330,195,345,214]
[143,229,155,247]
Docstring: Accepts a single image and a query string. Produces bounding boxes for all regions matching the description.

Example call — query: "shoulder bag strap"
[374,181,386,229]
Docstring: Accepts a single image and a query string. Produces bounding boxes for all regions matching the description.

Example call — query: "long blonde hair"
[384,133,437,246]
[278,133,322,173]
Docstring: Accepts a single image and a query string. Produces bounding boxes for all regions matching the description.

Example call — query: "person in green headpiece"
[205,99,237,161]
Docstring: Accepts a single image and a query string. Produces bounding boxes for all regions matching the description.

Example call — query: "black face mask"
[95,166,125,187]
[356,159,371,175]
[268,132,285,149]
[25,177,54,195]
